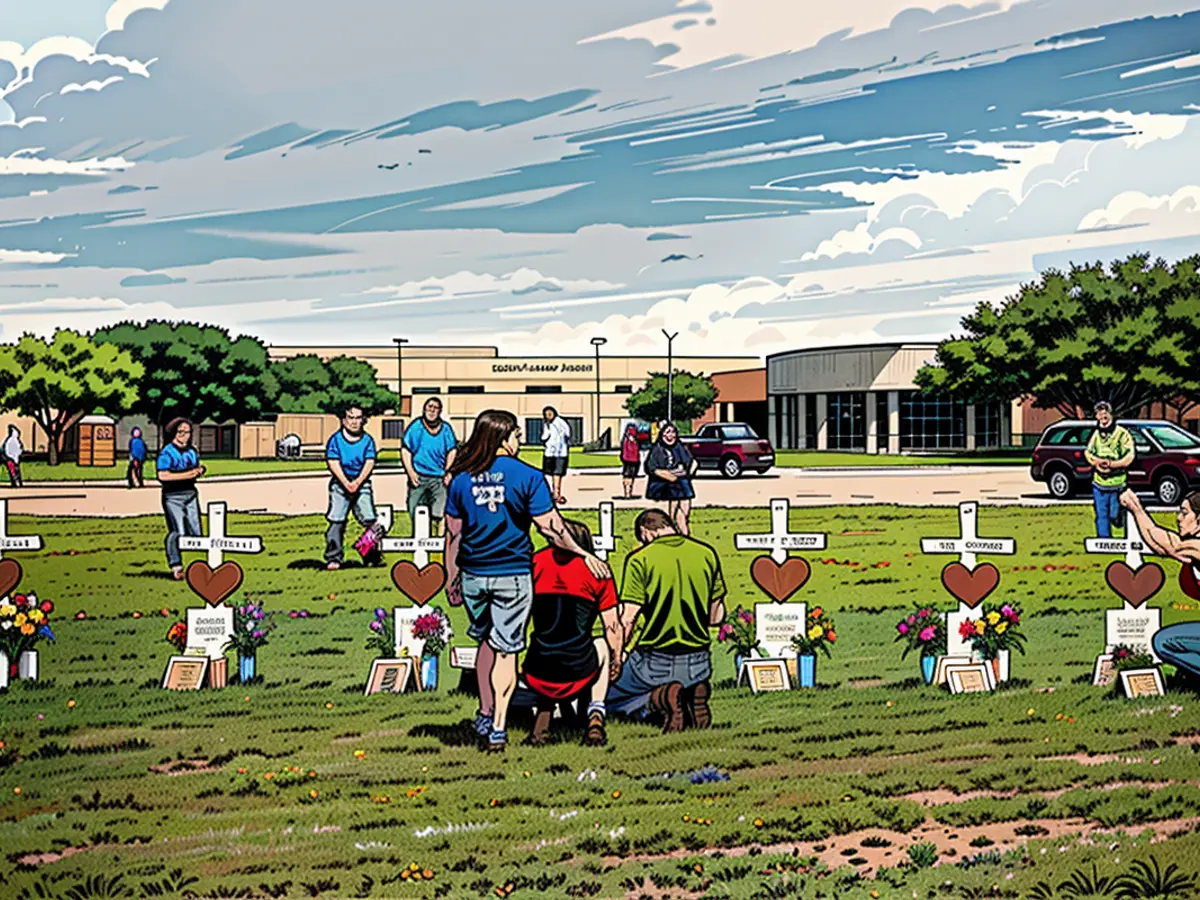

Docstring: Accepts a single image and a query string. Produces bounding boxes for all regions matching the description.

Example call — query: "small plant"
[366,608,394,658]
[0,590,56,677]
[894,606,947,658]
[165,621,187,654]
[790,606,837,658]
[1112,856,1197,899]
[1058,862,1117,898]
[140,870,200,897]
[412,608,451,658]
[224,598,276,659]
[906,841,939,869]
[61,874,134,900]
[1027,883,1058,900]
[969,835,995,847]
[716,606,762,658]
[959,602,1027,660]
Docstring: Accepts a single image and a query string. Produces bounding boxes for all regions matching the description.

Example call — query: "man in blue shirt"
[324,405,378,570]
[157,418,206,579]
[127,426,147,489]
[401,397,457,535]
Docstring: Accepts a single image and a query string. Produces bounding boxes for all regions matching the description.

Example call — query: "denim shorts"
[462,572,534,654]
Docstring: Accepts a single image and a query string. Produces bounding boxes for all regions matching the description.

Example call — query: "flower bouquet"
[717,606,762,678]
[959,602,1026,682]
[895,607,947,683]
[366,607,395,658]
[0,591,55,681]
[224,598,276,683]
[790,607,836,688]
[166,620,188,653]
[412,609,452,691]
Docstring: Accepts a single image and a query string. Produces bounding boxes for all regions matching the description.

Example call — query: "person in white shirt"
[541,406,572,505]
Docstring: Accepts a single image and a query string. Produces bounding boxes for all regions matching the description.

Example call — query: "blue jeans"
[608,648,712,716]
[1153,624,1200,680]
[1093,485,1122,538]
[162,488,202,568]
[324,479,376,563]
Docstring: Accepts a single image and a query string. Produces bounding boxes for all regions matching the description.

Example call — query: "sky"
[2,0,1200,358]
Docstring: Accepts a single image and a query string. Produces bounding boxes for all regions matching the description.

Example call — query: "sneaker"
[684,681,712,730]
[171,567,184,581]
[474,712,493,737]
[486,729,507,752]
[584,712,607,746]
[326,561,341,571]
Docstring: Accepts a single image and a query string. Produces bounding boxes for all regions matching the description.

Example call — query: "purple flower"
[299,610,310,618]
[253,609,264,620]
[369,620,383,632]
[374,607,387,619]
[252,630,264,640]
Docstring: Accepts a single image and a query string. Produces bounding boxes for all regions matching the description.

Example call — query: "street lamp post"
[392,337,409,416]
[590,337,607,447]
[662,329,678,426]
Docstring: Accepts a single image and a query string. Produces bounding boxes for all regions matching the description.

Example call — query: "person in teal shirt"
[1085,401,1135,538]
[324,405,378,570]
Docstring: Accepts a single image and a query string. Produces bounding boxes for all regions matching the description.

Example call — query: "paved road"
[0,465,1084,518]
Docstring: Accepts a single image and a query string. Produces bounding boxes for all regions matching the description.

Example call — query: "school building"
[267,344,759,449]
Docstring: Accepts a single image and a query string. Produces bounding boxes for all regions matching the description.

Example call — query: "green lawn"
[775,450,1029,468]
[3,505,1200,898]
[517,447,619,469]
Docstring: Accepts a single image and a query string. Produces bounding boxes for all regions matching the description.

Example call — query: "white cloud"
[106,0,171,33]
[1121,52,1200,80]
[0,248,73,264]
[0,150,132,175]
[356,267,623,304]
[1078,186,1200,230]
[1026,108,1190,150]
[800,221,920,261]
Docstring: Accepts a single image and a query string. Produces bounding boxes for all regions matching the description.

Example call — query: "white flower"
[0,621,11,630]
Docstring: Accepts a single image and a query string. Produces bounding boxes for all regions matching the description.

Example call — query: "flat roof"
[766,342,937,361]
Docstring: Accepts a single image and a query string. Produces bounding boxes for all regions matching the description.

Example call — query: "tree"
[625,370,718,427]
[0,330,143,465]
[92,321,273,427]
[914,254,1200,419]
[263,355,396,416]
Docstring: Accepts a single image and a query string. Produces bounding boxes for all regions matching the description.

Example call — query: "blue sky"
[2,0,1200,356]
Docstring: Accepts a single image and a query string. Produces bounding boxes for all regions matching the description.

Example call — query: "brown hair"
[562,519,595,554]
[1184,491,1200,517]
[451,410,519,477]
[164,417,193,445]
[635,508,675,538]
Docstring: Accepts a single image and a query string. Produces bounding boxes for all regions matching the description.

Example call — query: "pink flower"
[918,609,931,618]
[737,609,753,624]
[919,626,937,642]
[896,622,909,635]
[717,624,734,642]
[906,615,916,626]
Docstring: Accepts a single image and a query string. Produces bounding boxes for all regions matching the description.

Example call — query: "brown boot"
[648,682,685,733]
[684,680,712,730]
[526,709,553,746]
[584,712,606,746]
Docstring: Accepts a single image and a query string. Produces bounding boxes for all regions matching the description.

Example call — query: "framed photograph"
[1092,654,1116,687]
[945,663,995,694]
[449,646,477,669]
[738,658,791,693]
[364,658,414,696]
[1119,666,1165,699]
[934,654,973,686]
[162,656,208,691]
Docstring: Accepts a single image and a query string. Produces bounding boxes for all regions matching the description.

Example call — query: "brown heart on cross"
[750,555,811,603]
[1180,564,1200,601]
[391,561,447,605]
[1104,561,1165,608]
[0,558,22,598]
[940,561,1000,609]
[185,561,245,606]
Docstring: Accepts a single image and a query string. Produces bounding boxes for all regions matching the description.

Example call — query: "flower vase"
[921,655,937,685]
[734,654,745,684]
[420,655,439,691]
[989,656,1001,686]
[996,649,1010,683]
[18,649,38,682]
[797,653,816,688]
[238,654,256,684]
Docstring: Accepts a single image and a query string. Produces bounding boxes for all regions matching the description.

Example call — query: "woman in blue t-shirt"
[444,410,611,752]
[156,417,206,579]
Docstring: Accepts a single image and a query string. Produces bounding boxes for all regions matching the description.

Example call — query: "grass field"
[3,505,1200,899]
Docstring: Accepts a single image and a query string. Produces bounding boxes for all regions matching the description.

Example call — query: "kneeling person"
[525,520,624,746]
[609,508,726,732]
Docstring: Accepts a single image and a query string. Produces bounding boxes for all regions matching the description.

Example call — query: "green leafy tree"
[0,330,143,465]
[914,254,1200,420]
[263,354,395,416]
[93,321,274,428]
[624,370,718,426]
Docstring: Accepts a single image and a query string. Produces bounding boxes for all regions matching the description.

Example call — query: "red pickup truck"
[681,422,775,478]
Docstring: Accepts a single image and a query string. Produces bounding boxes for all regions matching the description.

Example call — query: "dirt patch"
[1038,752,1147,766]
[848,678,885,689]
[17,845,93,866]
[148,758,220,776]
[898,780,1179,807]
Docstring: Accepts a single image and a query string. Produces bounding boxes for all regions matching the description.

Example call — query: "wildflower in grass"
[354,749,366,759]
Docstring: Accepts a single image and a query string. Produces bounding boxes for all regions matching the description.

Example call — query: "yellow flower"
[0,603,15,617]
[986,611,1001,626]
[27,609,43,624]
[995,621,1008,635]
[807,625,823,640]
[13,613,26,627]
[974,620,987,635]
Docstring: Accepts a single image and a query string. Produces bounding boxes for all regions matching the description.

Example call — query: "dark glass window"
[900,392,966,450]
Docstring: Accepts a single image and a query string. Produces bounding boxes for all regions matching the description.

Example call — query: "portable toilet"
[77,415,117,467]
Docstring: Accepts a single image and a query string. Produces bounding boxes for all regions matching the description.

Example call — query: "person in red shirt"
[525,519,624,746]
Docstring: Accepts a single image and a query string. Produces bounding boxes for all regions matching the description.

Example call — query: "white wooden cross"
[1084,516,1161,658]
[735,498,826,563]
[0,499,43,560]
[593,502,617,562]
[179,502,263,566]
[377,505,444,568]
[921,501,1016,658]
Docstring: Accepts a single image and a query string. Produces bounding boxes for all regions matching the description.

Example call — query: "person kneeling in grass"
[524,519,624,747]
[1119,489,1200,681]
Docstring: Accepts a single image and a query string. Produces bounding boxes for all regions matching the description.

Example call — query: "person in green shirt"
[1084,401,1135,538]
[608,508,726,732]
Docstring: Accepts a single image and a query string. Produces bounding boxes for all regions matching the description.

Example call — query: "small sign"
[178,502,263,567]
[162,656,208,691]
[186,606,234,659]
[945,662,995,694]
[364,658,414,696]
[1092,654,1116,687]
[449,646,477,669]
[1119,667,1165,698]
[734,498,826,564]
[0,500,44,560]
[934,654,973,686]
[738,657,791,693]
[755,602,807,658]
[1105,607,1161,659]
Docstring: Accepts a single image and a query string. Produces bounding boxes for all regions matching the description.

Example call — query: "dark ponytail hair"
[451,410,519,477]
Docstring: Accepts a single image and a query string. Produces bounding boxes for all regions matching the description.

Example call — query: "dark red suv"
[1030,419,1200,505]
[681,422,775,478]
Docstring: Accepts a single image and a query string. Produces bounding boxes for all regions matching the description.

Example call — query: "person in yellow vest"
[1084,401,1134,538]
